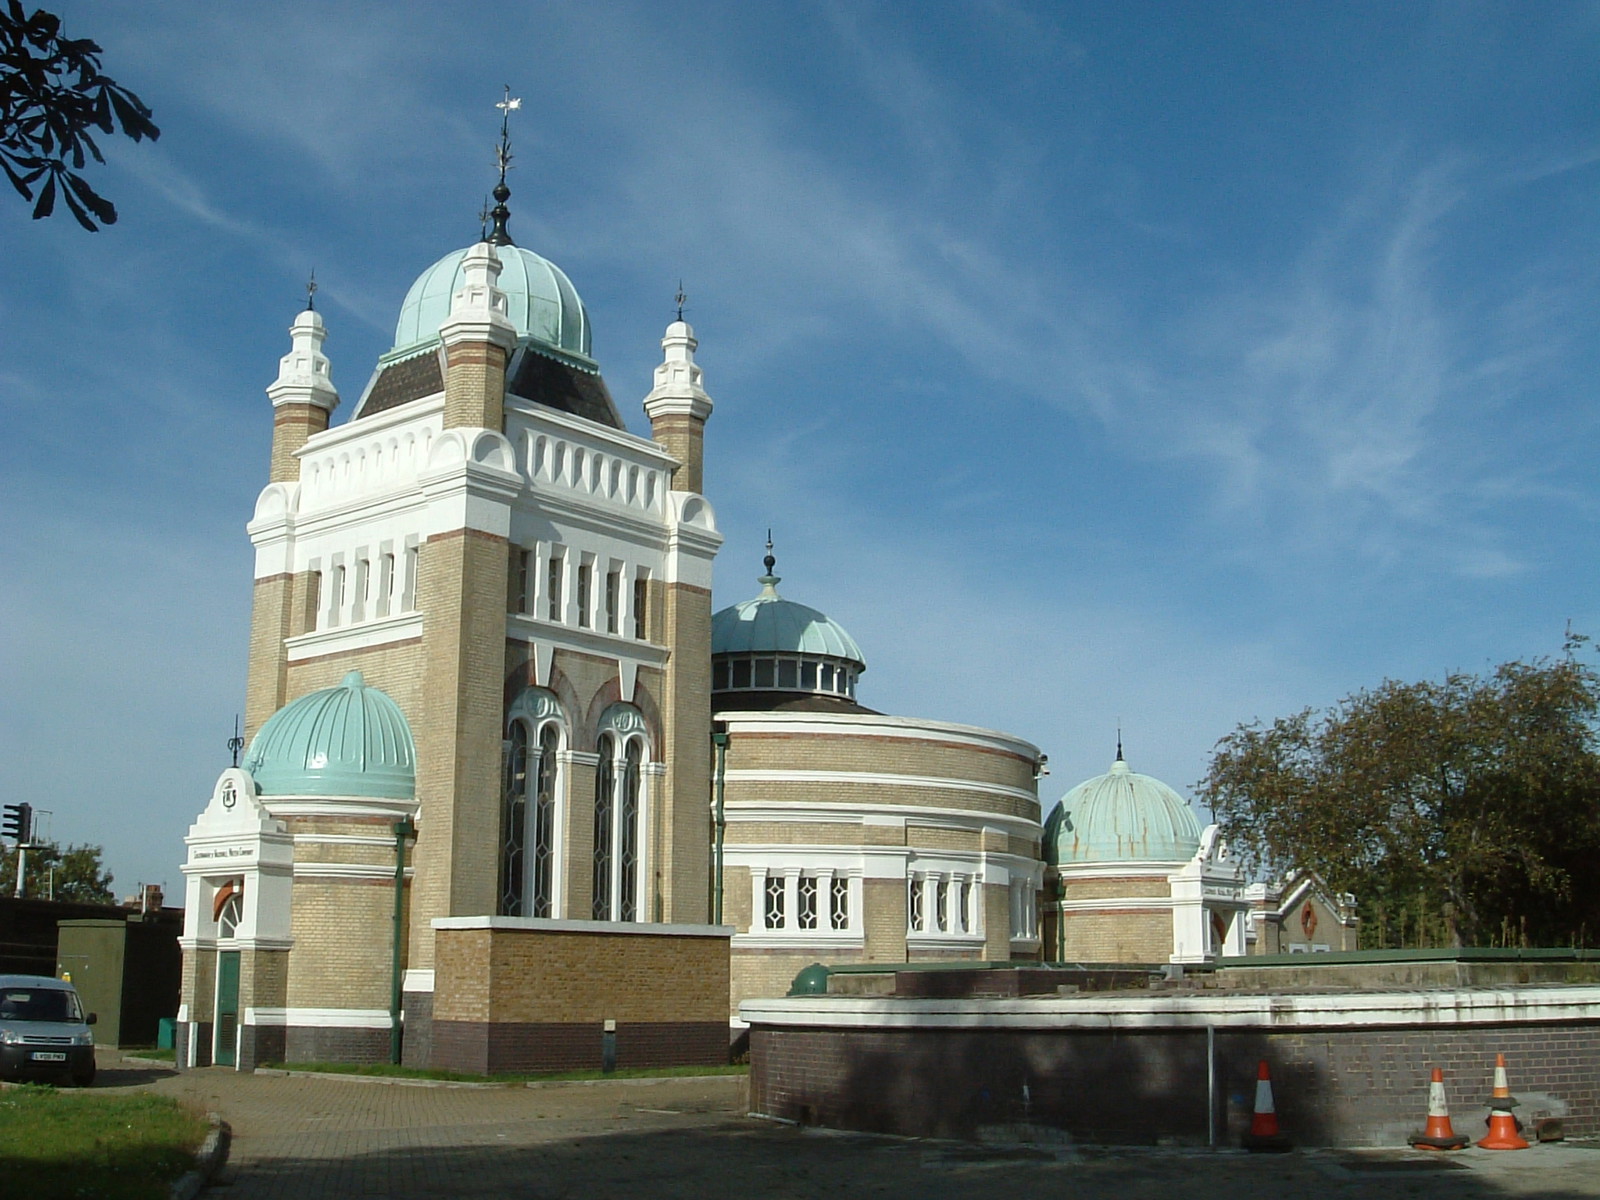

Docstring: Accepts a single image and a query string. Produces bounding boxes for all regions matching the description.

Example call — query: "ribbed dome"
[243,671,415,800]
[391,244,592,360]
[712,577,865,665]
[1044,755,1201,866]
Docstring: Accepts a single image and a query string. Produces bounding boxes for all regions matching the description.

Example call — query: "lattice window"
[831,877,850,930]
[798,875,818,930]
[956,879,971,934]
[592,734,616,919]
[618,741,642,921]
[908,876,924,932]
[765,875,786,930]
[531,724,558,917]
[934,878,948,932]
[499,722,530,917]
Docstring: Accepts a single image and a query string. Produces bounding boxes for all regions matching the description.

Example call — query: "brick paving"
[91,1053,1600,1199]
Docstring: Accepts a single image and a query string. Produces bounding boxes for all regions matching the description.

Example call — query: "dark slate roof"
[357,350,443,418]
[711,690,880,717]
[506,345,624,430]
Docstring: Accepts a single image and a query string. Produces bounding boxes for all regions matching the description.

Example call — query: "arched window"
[501,689,565,918]
[591,704,649,921]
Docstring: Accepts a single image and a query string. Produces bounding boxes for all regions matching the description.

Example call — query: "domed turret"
[1044,751,1201,866]
[243,671,416,799]
[391,244,592,361]
[711,541,866,707]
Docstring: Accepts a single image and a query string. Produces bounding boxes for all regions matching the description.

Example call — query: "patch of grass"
[267,1060,749,1085]
[0,1085,209,1200]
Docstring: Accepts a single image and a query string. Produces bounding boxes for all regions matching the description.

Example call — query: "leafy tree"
[1196,638,1600,948]
[0,840,114,903]
[1,2,158,230]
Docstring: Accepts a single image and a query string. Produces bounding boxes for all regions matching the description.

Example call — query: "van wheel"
[71,1063,96,1087]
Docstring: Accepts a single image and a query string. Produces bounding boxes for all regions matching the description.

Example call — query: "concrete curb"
[245,1066,746,1090]
[525,1073,747,1090]
[121,1055,178,1069]
[170,1114,230,1200]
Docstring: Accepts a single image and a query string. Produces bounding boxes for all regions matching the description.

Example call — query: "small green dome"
[390,244,592,360]
[1044,755,1201,866]
[244,671,415,800]
[712,577,865,665]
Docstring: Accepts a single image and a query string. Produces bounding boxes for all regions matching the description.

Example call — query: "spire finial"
[674,280,687,322]
[1116,723,1123,763]
[228,714,244,768]
[758,530,780,591]
[487,86,521,247]
[305,269,317,312]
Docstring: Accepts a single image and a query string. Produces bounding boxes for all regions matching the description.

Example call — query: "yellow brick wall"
[725,821,871,847]
[659,581,712,923]
[271,403,330,483]
[728,733,1036,810]
[723,865,752,932]
[729,949,841,1014]
[286,877,398,1009]
[982,881,1011,958]
[1062,875,1172,901]
[442,341,507,430]
[434,926,729,1024]
[862,878,908,961]
[1059,910,1171,962]
[649,413,704,495]
[907,826,980,852]
[407,527,509,975]
[281,639,427,734]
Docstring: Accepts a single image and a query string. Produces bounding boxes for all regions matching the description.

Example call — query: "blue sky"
[2,1,1597,897]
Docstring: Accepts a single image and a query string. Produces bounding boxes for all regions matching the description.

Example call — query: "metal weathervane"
[305,269,317,312]
[228,715,244,768]
[675,280,687,321]
[486,86,521,246]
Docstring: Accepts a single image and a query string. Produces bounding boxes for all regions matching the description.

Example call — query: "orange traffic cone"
[1477,1053,1529,1151]
[1242,1059,1293,1152]
[1409,1067,1469,1150]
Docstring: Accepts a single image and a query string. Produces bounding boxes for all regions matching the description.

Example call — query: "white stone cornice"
[725,769,1038,808]
[419,427,521,536]
[285,611,423,662]
[740,986,1600,1032]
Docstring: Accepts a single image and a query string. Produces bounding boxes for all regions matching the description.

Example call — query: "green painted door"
[214,951,240,1067]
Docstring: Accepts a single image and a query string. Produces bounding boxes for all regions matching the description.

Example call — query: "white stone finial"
[266,308,339,412]
[438,241,517,351]
[642,318,713,424]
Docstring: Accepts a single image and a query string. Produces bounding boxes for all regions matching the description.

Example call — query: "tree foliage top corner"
[0,2,159,230]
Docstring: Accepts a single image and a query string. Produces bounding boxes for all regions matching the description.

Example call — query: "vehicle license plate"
[30,1052,67,1062]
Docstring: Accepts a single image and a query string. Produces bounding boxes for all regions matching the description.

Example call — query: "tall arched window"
[501,688,565,918]
[591,704,649,921]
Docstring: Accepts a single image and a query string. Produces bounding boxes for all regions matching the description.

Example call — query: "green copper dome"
[244,671,415,800]
[712,576,865,665]
[1044,754,1201,866]
[390,244,592,360]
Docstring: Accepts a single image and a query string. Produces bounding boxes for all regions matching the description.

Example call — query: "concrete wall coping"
[433,916,733,939]
[739,985,1600,1031]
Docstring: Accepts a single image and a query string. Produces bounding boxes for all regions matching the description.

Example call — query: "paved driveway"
[93,1053,1600,1200]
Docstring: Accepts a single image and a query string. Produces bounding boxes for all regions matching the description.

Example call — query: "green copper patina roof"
[390,244,592,361]
[711,575,866,666]
[244,671,415,800]
[1044,754,1201,866]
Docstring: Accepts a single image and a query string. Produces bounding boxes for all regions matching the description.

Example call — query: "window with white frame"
[1008,878,1037,940]
[547,549,564,622]
[591,704,648,921]
[755,870,858,935]
[908,871,981,937]
[501,689,565,918]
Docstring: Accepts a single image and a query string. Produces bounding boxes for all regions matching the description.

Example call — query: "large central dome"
[390,244,592,360]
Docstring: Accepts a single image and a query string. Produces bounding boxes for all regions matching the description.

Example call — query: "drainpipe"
[1054,876,1065,963]
[389,816,415,1065]
[711,729,729,925]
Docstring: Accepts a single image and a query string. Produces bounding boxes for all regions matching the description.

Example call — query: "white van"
[0,973,97,1085]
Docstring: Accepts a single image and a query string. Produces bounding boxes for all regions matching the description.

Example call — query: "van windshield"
[0,987,83,1022]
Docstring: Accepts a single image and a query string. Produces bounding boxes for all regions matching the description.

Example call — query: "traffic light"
[1,803,31,843]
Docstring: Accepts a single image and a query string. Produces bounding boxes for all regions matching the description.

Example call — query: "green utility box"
[56,917,181,1048]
